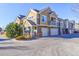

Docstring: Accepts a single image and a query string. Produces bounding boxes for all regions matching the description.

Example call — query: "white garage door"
[42,28,48,36]
[50,28,58,36]
[69,30,73,34]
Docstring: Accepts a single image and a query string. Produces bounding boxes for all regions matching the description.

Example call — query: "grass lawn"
[0,33,8,39]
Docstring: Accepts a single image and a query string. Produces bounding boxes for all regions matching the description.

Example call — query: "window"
[41,15,47,23]
[51,17,56,21]
[50,17,56,25]
[28,16,33,20]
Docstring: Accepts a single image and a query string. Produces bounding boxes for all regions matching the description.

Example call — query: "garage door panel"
[50,28,58,36]
[42,28,48,36]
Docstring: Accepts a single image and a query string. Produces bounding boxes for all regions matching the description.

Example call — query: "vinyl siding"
[26,10,37,24]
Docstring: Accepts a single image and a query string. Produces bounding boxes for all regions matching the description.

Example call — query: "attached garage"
[50,28,58,36]
[41,28,49,36]
[69,29,74,34]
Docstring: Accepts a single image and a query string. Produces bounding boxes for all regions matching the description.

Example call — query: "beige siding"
[75,23,79,31]
[26,10,37,24]
[40,9,50,25]
[23,19,32,28]
[15,17,23,25]
[15,17,21,24]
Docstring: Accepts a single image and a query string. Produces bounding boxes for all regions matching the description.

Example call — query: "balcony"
[48,21,58,27]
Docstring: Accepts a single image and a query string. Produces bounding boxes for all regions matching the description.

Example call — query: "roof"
[39,7,58,17]
[49,11,57,15]
[27,20,36,25]
[49,11,54,14]
[33,9,39,12]
[39,7,51,13]
[32,7,52,13]
[31,7,57,17]
[18,15,25,19]
[64,19,69,21]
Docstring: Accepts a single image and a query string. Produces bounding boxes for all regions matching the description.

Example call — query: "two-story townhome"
[15,15,25,25]
[15,7,75,38]
[21,7,59,38]
[74,23,79,33]
[58,18,75,35]
[63,19,75,34]
[63,19,70,34]
[58,18,65,35]
[68,20,75,34]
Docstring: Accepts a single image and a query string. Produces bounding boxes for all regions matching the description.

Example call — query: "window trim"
[41,15,47,23]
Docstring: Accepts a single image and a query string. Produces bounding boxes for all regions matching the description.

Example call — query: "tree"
[5,22,23,38]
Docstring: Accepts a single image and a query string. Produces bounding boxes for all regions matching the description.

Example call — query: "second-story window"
[51,17,54,21]
[50,17,56,25]
[28,16,33,20]
[41,15,47,23]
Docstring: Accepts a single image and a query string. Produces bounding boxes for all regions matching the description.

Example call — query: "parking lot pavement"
[0,37,79,56]
[61,33,79,38]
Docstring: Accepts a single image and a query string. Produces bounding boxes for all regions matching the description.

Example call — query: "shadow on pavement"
[61,33,79,39]
[0,46,32,50]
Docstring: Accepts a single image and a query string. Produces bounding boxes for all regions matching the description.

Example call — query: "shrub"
[16,35,31,40]
[16,35,26,40]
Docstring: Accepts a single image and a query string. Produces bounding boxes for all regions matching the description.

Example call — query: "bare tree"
[72,4,79,14]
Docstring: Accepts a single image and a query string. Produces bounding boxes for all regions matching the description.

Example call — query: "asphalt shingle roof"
[18,15,25,19]
[27,20,36,25]
[33,9,39,12]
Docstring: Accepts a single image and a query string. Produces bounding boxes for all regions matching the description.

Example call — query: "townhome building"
[0,27,2,35]
[15,15,25,25]
[58,18,75,35]
[58,18,65,35]
[68,20,75,34]
[63,19,75,34]
[15,7,75,38]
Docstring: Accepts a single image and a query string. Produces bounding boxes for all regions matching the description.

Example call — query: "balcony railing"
[48,21,59,27]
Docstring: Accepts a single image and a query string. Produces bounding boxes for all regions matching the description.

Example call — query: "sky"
[0,3,79,28]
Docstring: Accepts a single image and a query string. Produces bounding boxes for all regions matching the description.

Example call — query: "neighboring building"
[0,27,2,32]
[58,18,75,35]
[74,23,79,32]
[0,27,2,34]
[63,19,75,34]
[58,18,65,35]
[0,27,6,35]
[15,7,75,38]
[68,20,75,34]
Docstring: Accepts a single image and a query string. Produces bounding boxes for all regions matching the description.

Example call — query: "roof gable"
[39,7,51,13]
[33,9,39,12]
[39,7,58,17]
[26,9,38,19]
